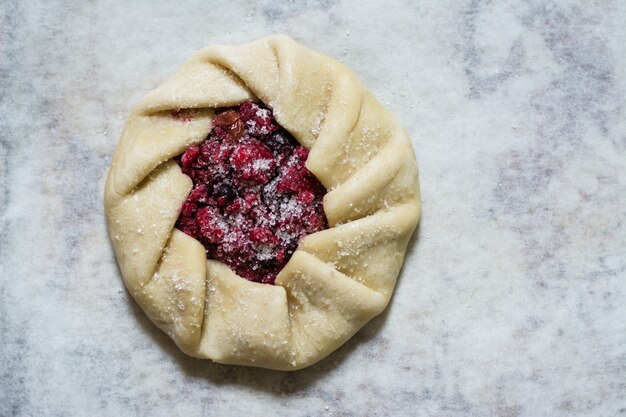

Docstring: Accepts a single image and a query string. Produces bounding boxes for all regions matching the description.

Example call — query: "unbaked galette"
[104,35,420,370]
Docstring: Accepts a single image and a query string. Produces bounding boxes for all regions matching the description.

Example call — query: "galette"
[104,35,420,370]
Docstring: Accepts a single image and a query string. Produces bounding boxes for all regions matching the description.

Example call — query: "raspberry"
[181,201,197,217]
[180,145,200,168]
[249,227,278,245]
[297,191,315,205]
[196,206,227,243]
[177,216,198,236]
[230,140,275,186]
[239,101,278,136]
[187,184,209,203]
[225,198,252,214]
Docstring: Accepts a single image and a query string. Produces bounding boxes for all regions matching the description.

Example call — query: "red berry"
[230,140,275,185]
[177,216,198,237]
[226,198,252,214]
[181,201,197,217]
[297,191,315,205]
[196,207,227,243]
[249,227,278,245]
[181,145,200,168]
[187,184,209,203]
[239,101,278,136]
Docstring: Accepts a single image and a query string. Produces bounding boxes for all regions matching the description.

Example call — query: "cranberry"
[175,100,328,284]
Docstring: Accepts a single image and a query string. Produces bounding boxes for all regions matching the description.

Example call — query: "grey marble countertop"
[2,1,625,416]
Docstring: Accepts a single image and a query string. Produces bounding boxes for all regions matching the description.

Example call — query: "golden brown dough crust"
[104,35,420,370]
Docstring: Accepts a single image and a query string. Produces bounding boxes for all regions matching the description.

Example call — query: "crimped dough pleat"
[197,261,292,368]
[323,133,419,226]
[276,251,387,370]
[141,230,207,350]
[299,202,420,300]
[109,110,213,197]
[105,160,191,289]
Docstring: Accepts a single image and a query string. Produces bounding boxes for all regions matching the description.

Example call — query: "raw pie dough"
[104,35,421,370]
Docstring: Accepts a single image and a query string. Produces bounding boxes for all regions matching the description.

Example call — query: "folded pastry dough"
[104,35,421,370]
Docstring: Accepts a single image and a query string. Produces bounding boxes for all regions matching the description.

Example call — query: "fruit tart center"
[175,101,328,284]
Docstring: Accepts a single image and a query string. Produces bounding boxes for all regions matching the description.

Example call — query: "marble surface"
[1,0,625,416]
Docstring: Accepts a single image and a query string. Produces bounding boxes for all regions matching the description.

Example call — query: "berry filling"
[174,101,328,284]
